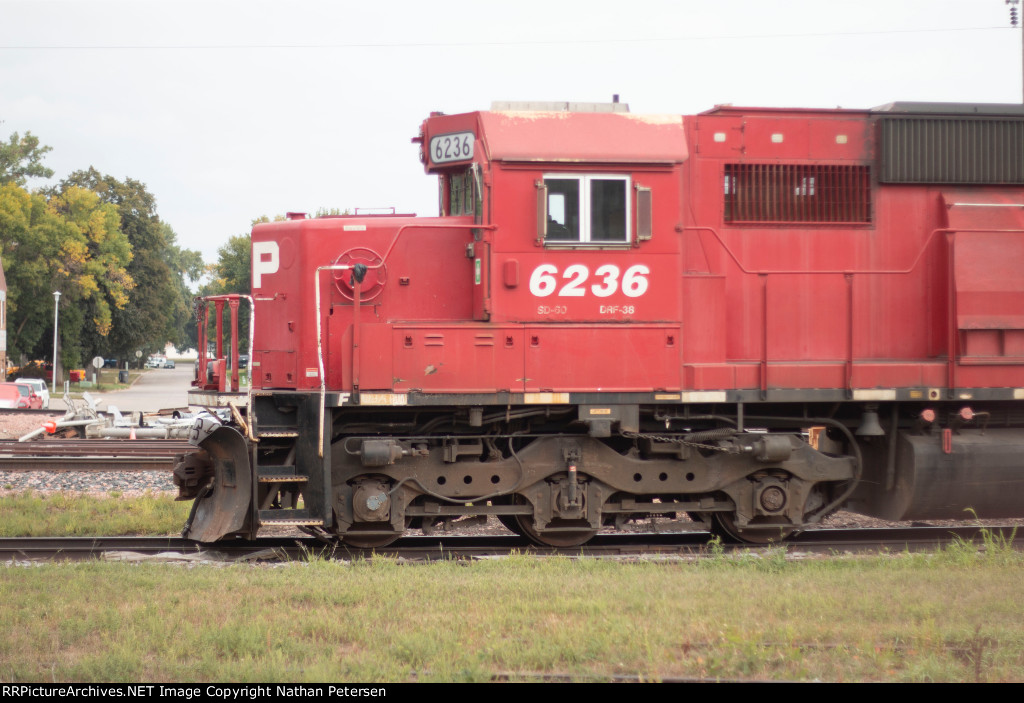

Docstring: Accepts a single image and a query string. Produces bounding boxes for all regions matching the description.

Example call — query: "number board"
[430,132,475,164]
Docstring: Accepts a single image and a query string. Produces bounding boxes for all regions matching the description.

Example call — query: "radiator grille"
[879,117,1024,184]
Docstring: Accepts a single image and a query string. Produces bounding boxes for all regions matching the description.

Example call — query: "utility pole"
[51,291,60,395]
[1008,0,1022,101]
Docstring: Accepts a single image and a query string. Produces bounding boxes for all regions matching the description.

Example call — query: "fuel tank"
[849,428,1024,521]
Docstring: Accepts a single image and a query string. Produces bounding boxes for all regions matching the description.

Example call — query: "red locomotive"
[176,100,1024,545]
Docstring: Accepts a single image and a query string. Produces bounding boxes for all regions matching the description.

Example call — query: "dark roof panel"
[873,102,1024,116]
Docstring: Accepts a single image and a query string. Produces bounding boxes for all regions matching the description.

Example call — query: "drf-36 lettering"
[528,264,650,298]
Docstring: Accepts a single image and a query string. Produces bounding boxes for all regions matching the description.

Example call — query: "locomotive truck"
[175,99,1024,545]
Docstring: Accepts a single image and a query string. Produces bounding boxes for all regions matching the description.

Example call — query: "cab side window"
[440,168,480,217]
[545,178,580,241]
[540,174,630,244]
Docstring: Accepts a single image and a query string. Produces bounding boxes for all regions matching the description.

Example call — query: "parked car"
[145,355,166,369]
[15,378,50,409]
[11,360,53,381]
[103,358,120,369]
[0,385,21,408]
[2,382,43,409]
[164,359,176,369]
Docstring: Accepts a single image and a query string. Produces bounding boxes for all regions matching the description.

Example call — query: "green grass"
[1,531,1023,681]
[0,491,190,537]
[1,494,1021,682]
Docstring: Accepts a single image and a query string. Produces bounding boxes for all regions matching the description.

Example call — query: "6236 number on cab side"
[529,264,649,298]
[430,132,475,164]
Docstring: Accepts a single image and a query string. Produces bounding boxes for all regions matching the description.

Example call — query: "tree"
[161,222,204,352]
[0,182,62,361]
[213,233,252,294]
[56,168,200,360]
[0,182,133,368]
[0,131,54,187]
[47,186,134,367]
[0,138,203,371]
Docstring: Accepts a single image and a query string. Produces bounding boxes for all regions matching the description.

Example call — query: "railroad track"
[0,408,63,416]
[2,526,1018,562]
[0,439,194,471]
[0,440,1018,557]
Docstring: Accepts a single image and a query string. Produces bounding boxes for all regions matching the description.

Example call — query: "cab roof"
[424,109,688,166]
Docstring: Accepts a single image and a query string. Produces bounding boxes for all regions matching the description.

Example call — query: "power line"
[0,25,1014,51]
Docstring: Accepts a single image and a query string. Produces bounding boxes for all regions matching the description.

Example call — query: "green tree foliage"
[0,182,133,368]
[48,186,134,367]
[161,223,204,352]
[56,168,202,362]
[49,186,134,334]
[0,183,62,360]
[0,133,204,371]
[0,131,54,187]
[314,207,351,217]
[213,233,252,294]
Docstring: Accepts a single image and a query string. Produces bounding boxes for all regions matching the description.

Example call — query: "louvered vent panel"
[879,117,1024,184]
[724,164,872,224]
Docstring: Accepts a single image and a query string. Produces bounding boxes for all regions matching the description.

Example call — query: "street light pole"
[51,291,60,395]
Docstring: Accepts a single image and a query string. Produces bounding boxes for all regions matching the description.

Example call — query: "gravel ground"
[0,411,176,497]
[0,411,1019,535]
[0,470,175,496]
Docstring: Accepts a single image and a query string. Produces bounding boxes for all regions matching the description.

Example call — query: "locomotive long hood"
[943,191,1024,334]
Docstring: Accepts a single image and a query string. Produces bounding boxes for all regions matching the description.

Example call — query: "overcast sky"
[2,0,1022,269]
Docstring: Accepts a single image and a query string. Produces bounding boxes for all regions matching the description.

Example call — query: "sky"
[2,0,1022,269]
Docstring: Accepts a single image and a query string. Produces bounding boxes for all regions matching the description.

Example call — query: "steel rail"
[0,439,195,456]
[0,440,193,456]
[0,409,64,416]
[0,439,198,471]
[0,456,176,471]
[2,526,1017,562]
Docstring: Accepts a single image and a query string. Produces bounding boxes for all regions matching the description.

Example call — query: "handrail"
[376,222,497,266]
[193,294,255,439]
[683,226,1024,276]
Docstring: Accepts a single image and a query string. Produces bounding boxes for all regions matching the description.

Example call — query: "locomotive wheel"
[514,515,598,548]
[503,494,597,546]
[498,514,527,537]
[340,518,412,549]
[341,530,403,549]
[491,496,527,537]
[710,513,797,544]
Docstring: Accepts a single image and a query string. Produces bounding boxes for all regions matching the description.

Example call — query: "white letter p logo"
[252,240,280,289]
